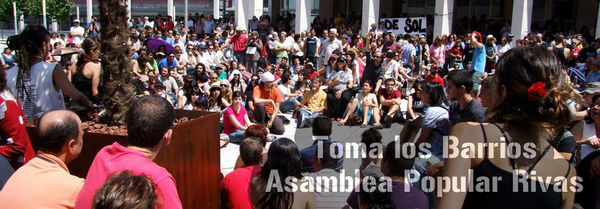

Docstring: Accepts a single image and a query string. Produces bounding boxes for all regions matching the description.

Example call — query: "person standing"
[75,96,183,209]
[304,29,320,69]
[228,29,248,64]
[70,20,85,46]
[6,25,90,119]
[469,31,486,94]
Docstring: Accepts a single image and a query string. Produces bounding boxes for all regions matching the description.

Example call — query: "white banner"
[378,17,427,36]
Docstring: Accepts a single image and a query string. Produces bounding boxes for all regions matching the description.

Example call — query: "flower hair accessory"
[527,82,547,101]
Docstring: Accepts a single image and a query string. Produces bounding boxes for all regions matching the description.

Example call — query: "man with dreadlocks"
[5,25,91,119]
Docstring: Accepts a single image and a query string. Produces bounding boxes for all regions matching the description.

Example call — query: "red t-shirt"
[378,89,401,111]
[425,75,445,87]
[229,34,248,52]
[221,165,262,209]
[165,21,174,31]
[308,71,318,80]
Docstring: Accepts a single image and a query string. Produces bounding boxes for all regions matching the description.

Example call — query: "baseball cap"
[260,72,275,83]
[73,19,80,23]
[220,79,230,86]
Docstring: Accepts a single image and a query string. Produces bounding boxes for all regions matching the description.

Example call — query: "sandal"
[338,121,346,126]
[373,123,383,129]
[360,124,368,128]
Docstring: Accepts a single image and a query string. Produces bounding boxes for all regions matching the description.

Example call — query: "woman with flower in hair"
[435,47,576,209]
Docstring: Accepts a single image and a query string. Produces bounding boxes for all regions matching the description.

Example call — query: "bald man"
[0,110,84,208]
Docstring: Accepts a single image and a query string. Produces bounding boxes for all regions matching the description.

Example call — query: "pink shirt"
[429,44,446,65]
[75,142,182,209]
[223,106,247,134]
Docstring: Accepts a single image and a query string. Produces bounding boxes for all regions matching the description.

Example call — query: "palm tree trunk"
[98,0,136,125]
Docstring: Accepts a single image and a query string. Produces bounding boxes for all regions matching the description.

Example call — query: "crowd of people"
[0,10,599,209]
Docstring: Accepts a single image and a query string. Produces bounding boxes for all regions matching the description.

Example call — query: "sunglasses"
[373,56,383,59]
[211,77,218,79]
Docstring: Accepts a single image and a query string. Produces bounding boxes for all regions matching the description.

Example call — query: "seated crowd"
[1,11,600,209]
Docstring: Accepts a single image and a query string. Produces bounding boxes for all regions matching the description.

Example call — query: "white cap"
[487,34,494,39]
[329,28,337,34]
[260,72,275,83]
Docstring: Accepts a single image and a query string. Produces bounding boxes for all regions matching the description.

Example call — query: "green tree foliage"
[0,0,73,22]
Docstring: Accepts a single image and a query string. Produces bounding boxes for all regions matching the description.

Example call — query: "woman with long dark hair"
[435,47,576,209]
[326,56,355,120]
[6,24,90,119]
[415,81,449,156]
[71,36,102,104]
[250,138,315,209]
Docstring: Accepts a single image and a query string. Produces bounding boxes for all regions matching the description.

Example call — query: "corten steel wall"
[27,110,222,209]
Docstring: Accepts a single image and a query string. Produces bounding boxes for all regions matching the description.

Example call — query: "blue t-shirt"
[586,71,600,84]
[471,46,486,73]
[158,58,178,70]
[422,106,449,156]
[300,139,344,173]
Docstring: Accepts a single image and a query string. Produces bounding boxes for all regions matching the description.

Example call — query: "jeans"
[298,109,321,128]
[233,51,245,63]
[472,70,485,95]
[279,98,297,113]
[228,130,245,144]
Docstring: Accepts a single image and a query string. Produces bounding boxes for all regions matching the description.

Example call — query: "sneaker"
[219,134,230,148]
[296,113,305,128]
[384,115,393,128]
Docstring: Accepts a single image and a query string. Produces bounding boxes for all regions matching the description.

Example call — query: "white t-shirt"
[277,84,293,101]
[70,26,85,45]
[382,59,401,79]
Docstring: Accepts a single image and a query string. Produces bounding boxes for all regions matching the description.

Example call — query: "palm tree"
[98,0,136,125]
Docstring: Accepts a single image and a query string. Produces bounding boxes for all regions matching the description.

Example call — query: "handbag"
[345,113,363,126]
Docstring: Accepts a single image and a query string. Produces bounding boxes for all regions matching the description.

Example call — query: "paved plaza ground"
[220,113,406,176]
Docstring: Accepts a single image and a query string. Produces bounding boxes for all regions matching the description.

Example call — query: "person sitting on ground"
[278,73,302,113]
[347,141,428,209]
[250,138,316,209]
[300,115,343,173]
[378,78,403,128]
[223,91,254,144]
[340,80,383,129]
[357,178,396,209]
[325,55,355,121]
[358,128,384,178]
[222,138,263,209]
[445,70,485,127]
[234,124,270,169]
[296,76,327,128]
[302,141,347,209]
[0,110,84,208]
[92,171,157,209]
[253,72,285,135]
[75,95,182,209]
